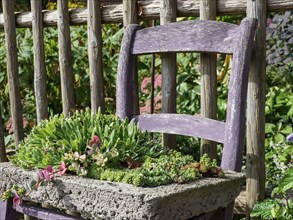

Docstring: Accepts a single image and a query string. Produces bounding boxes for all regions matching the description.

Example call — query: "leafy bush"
[251,167,293,219]
[265,61,293,187]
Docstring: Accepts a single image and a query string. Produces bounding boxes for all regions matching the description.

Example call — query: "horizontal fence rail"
[0,0,292,28]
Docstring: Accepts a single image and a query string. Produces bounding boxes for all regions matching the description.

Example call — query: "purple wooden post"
[0,198,19,220]
[116,24,140,119]
[221,18,257,172]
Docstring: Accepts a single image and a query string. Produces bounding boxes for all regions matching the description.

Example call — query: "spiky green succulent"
[12,108,163,170]
[11,109,224,187]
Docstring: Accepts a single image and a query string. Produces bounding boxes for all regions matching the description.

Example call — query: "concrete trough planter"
[0,162,245,220]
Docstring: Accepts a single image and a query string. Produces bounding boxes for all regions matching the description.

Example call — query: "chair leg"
[204,201,235,220]
[0,198,19,220]
[224,201,235,220]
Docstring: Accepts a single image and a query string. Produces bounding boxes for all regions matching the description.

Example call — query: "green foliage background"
[0,1,292,189]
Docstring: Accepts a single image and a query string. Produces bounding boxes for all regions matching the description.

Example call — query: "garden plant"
[1,109,225,205]
[251,134,293,220]
[0,1,292,218]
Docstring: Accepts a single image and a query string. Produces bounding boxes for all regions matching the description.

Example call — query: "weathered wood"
[57,0,75,116]
[116,25,140,119]
[0,0,292,28]
[150,35,156,114]
[2,0,24,148]
[131,20,238,55]
[88,0,105,113]
[221,18,257,172]
[15,203,82,220]
[0,199,19,220]
[160,0,177,149]
[0,105,7,162]
[246,0,267,219]
[118,17,257,170]
[123,0,139,116]
[134,114,225,143]
[123,0,137,27]
[200,0,217,160]
[31,0,48,123]
[116,17,256,220]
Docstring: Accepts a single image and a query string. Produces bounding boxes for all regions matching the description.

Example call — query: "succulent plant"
[12,108,163,171]
[11,109,224,187]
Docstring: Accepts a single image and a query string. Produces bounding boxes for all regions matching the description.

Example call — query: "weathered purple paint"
[0,18,257,220]
[116,18,257,173]
[116,24,140,119]
[116,17,257,220]
[131,20,239,55]
[221,18,257,172]
[0,199,82,220]
[134,114,225,143]
[15,203,82,220]
[0,199,19,220]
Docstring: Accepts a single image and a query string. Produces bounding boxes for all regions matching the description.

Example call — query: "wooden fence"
[0,0,293,218]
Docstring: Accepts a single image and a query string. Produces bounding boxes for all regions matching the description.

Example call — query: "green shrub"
[252,167,293,219]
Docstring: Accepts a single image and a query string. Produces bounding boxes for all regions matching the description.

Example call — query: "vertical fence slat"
[88,0,105,113]
[57,0,75,116]
[246,0,266,218]
[31,0,48,123]
[160,0,177,149]
[123,0,137,27]
[2,0,24,148]
[87,1,105,112]
[122,0,139,115]
[199,0,217,159]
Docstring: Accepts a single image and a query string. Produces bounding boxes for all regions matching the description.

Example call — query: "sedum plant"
[11,109,224,187]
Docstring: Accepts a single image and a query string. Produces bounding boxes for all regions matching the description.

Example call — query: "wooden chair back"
[116,18,257,172]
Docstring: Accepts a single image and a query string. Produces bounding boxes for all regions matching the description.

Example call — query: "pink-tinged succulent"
[46,165,54,173]
[89,135,101,147]
[58,162,67,175]
[34,170,45,182]
[41,169,51,181]
[13,195,22,205]
[45,165,55,179]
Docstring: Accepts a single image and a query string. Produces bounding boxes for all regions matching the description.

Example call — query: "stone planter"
[0,162,245,220]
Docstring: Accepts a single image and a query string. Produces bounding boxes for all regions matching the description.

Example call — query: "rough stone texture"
[0,163,245,220]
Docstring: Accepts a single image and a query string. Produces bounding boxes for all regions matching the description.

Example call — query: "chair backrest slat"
[131,20,239,55]
[134,114,225,143]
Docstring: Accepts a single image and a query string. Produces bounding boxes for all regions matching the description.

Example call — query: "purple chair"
[116,18,257,219]
[0,18,257,220]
